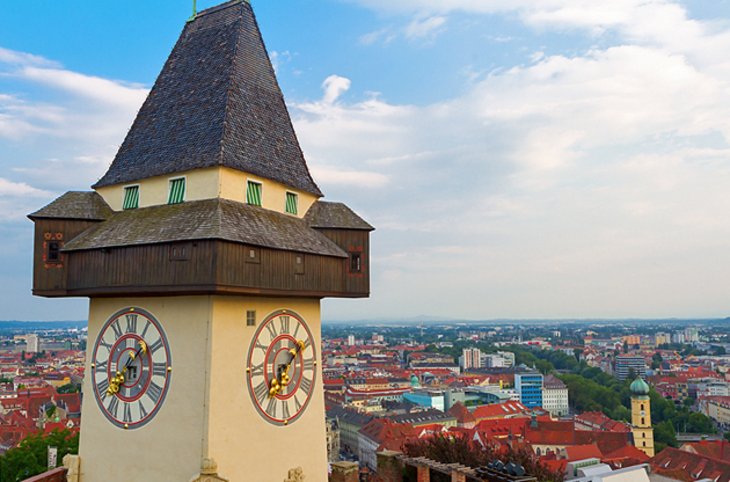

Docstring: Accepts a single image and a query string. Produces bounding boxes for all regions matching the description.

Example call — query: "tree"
[724,432,730,443]
[0,429,78,482]
[403,434,564,482]
[654,420,677,452]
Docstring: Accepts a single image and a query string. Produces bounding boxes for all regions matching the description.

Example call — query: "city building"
[542,374,570,417]
[615,355,647,381]
[515,372,544,409]
[460,347,482,370]
[655,333,671,346]
[25,334,39,353]
[630,377,655,457]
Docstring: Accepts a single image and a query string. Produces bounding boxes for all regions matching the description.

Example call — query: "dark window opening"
[246,310,256,327]
[349,252,362,273]
[47,241,61,264]
[169,243,192,261]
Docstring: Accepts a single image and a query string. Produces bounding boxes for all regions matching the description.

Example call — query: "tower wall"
[206,296,328,481]
[631,396,655,457]
[79,296,213,481]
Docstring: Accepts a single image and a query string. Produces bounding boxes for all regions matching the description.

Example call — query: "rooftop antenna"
[188,0,197,22]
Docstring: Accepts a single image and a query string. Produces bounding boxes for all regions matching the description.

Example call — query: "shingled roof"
[63,198,346,258]
[304,201,374,231]
[93,0,322,196]
[28,192,113,221]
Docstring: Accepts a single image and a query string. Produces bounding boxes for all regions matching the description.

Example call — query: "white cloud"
[0,177,51,197]
[310,166,389,188]
[404,16,447,40]
[301,2,730,319]
[321,75,352,104]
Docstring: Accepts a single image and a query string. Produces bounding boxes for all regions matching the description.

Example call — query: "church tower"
[630,377,655,457]
[28,2,373,481]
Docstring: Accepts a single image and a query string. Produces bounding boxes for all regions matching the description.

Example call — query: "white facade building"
[26,334,39,353]
[460,348,482,371]
[542,374,570,417]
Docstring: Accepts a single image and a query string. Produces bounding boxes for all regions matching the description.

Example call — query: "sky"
[1,0,730,322]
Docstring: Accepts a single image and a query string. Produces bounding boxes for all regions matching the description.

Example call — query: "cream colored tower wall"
[218,167,319,217]
[206,296,329,482]
[79,296,214,482]
[95,168,220,210]
[631,397,655,457]
[95,166,318,217]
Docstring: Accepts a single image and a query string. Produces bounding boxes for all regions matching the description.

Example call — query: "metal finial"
[188,0,197,22]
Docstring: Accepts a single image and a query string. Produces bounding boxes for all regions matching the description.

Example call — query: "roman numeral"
[153,364,167,377]
[125,314,138,333]
[96,378,109,395]
[111,320,123,340]
[300,376,312,393]
[282,400,291,420]
[250,363,264,377]
[266,396,277,418]
[99,338,112,351]
[108,396,119,418]
[95,360,108,373]
[147,381,163,403]
[141,320,151,338]
[303,338,311,350]
[255,340,267,352]
[148,338,164,355]
[303,358,315,371]
[294,395,302,412]
[293,321,301,338]
[138,401,148,420]
[254,381,268,403]
[266,323,277,341]
[123,403,132,423]
[279,316,290,334]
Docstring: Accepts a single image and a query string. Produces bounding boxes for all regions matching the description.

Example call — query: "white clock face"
[91,307,172,429]
[246,310,317,426]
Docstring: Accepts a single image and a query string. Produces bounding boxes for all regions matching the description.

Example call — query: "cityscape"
[1,318,729,480]
[2,0,730,481]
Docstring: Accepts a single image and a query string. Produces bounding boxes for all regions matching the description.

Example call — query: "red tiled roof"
[651,447,730,482]
[472,402,527,420]
[565,444,602,461]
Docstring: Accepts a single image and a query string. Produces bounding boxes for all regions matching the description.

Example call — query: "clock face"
[91,307,172,429]
[246,310,317,426]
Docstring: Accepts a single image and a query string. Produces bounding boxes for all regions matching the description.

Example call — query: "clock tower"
[28,1,373,481]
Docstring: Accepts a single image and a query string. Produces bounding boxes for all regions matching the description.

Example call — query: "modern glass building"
[515,372,544,408]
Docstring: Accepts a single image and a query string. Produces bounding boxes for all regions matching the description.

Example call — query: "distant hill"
[0,320,86,332]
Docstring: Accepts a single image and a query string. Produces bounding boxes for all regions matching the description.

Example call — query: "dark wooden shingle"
[93,0,322,196]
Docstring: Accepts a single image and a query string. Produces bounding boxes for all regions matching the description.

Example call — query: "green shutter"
[123,186,139,210]
[168,178,185,204]
[285,192,298,215]
[247,181,262,206]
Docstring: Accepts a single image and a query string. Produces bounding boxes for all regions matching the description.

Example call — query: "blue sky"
[2,0,730,321]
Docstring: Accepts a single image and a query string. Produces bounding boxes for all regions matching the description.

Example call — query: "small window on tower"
[123,185,139,210]
[246,310,256,327]
[247,181,262,206]
[168,178,186,204]
[349,252,362,273]
[294,255,305,275]
[246,247,260,264]
[47,241,61,264]
[285,192,298,215]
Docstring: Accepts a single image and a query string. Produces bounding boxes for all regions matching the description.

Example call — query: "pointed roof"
[94,0,322,196]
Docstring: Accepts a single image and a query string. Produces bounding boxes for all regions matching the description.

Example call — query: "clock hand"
[277,340,307,389]
[106,341,147,396]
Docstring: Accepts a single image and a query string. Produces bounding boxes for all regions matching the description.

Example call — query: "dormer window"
[168,178,186,205]
[285,192,298,215]
[123,185,139,210]
[247,180,262,206]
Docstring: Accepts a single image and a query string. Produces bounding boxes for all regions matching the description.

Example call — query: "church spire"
[95,0,322,197]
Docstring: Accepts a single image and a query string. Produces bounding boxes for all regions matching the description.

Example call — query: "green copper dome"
[410,374,421,388]
[630,377,650,396]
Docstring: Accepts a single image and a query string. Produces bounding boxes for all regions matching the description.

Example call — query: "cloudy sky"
[2,0,730,321]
